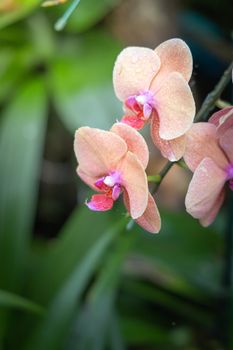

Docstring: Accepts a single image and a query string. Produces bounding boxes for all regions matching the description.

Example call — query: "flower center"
[94,171,122,200]
[126,91,155,120]
[226,164,233,190]
[121,91,155,130]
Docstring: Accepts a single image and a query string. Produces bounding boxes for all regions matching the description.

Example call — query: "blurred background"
[0,0,233,349]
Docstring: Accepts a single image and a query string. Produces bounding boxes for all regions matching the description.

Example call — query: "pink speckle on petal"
[86,194,114,211]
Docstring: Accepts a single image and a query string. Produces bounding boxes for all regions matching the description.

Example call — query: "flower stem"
[151,161,175,193]
[54,0,81,31]
[195,60,233,122]
[147,174,161,183]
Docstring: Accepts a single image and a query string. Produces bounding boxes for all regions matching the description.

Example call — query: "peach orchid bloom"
[74,123,161,233]
[184,111,233,227]
[209,106,233,136]
[113,39,196,161]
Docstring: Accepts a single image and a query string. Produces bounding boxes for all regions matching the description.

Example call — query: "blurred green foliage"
[0,1,230,349]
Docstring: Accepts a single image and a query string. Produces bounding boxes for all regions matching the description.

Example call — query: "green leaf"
[70,233,134,350]
[28,207,118,304]
[0,78,47,292]
[49,31,122,133]
[0,78,47,341]
[0,46,34,103]
[108,313,126,350]
[0,0,41,30]
[121,317,172,345]
[24,218,127,350]
[122,279,213,328]
[131,210,223,298]
[0,289,45,316]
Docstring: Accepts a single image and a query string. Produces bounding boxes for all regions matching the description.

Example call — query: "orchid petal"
[151,72,195,140]
[77,167,99,191]
[113,47,161,101]
[74,127,127,177]
[124,192,160,233]
[200,190,225,227]
[184,123,228,172]
[209,106,233,127]
[185,158,227,222]
[135,193,161,233]
[150,112,186,161]
[219,128,233,163]
[86,194,114,211]
[154,38,193,84]
[119,152,148,219]
[111,122,149,169]
[209,107,233,137]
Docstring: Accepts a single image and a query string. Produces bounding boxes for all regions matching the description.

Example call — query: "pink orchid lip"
[85,194,114,211]
[125,90,155,120]
[87,171,122,212]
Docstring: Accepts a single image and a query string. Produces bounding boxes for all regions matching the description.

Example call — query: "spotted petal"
[135,193,161,233]
[74,127,127,177]
[154,38,193,84]
[219,128,233,163]
[119,151,148,219]
[150,112,186,161]
[209,107,233,137]
[113,47,161,101]
[185,157,227,223]
[151,72,195,140]
[184,123,228,172]
[209,106,233,127]
[200,190,225,227]
[77,167,98,190]
[111,122,149,169]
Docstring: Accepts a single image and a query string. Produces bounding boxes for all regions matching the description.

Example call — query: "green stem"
[151,161,175,193]
[147,174,161,183]
[54,0,81,31]
[195,60,233,122]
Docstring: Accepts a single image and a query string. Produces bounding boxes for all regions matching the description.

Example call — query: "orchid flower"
[74,123,161,233]
[113,39,196,161]
[209,106,233,136]
[184,109,233,226]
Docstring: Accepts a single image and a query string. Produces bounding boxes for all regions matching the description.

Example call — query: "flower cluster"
[74,38,233,233]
